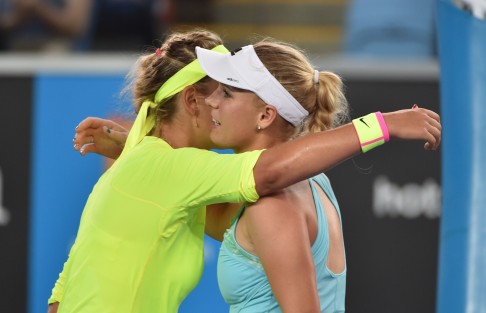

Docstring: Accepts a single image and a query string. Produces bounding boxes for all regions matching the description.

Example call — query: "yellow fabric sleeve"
[48,252,72,304]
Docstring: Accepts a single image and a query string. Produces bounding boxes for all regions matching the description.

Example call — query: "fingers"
[422,111,442,151]
[426,114,442,132]
[410,107,442,151]
[102,126,127,144]
[384,106,442,151]
[75,117,108,132]
[422,131,438,151]
[73,117,129,159]
[79,143,95,156]
[75,118,128,142]
[427,122,442,150]
[423,108,441,124]
[73,118,104,154]
[73,129,96,151]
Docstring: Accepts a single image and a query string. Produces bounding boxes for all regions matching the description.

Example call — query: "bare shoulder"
[245,181,310,225]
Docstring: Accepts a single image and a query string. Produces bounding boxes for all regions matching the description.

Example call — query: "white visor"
[196,45,308,126]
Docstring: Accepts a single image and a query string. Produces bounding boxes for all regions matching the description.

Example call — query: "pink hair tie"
[155,48,162,55]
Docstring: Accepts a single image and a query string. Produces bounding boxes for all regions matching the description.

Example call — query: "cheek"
[199,107,213,124]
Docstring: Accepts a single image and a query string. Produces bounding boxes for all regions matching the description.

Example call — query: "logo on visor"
[227,77,239,83]
[230,47,242,56]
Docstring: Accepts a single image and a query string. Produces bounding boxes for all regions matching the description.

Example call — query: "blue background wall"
[28,75,125,313]
[436,1,486,312]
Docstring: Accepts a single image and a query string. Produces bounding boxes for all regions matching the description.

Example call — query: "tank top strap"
[308,174,330,263]
[230,203,247,226]
[310,173,343,222]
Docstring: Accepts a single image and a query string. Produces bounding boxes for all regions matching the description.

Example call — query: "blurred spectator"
[0,0,93,52]
[0,0,175,53]
[88,0,175,52]
[343,0,437,59]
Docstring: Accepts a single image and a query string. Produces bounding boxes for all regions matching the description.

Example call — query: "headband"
[119,44,229,158]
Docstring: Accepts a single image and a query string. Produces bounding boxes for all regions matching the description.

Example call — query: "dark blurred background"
[0,0,437,57]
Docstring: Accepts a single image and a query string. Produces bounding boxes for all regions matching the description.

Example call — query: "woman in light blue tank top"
[218,173,346,313]
[198,40,349,312]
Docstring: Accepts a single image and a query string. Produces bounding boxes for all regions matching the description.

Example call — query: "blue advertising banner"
[436,1,486,312]
[28,75,127,313]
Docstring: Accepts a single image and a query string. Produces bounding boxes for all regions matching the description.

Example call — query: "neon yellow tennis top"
[49,136,262,312]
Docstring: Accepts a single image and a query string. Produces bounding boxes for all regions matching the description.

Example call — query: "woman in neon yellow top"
[50,29,441,313]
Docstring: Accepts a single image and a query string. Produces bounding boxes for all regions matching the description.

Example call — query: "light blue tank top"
[217,173,347,313]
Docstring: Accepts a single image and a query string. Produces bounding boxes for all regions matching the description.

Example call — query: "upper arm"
[245,197,320,313]
[158,149,262,207]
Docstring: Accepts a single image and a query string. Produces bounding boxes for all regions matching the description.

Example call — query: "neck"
[233,134,287,154]
[155,114,213,150]
[155,117,194,149]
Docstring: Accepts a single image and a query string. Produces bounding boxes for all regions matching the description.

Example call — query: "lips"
[212,118,221,126]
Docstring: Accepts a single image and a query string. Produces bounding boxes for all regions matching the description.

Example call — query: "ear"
[180,86,199,117]
[258,104,278,130]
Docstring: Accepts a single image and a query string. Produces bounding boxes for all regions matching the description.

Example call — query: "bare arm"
[245,196,320,313]
[47,302,59,313]
[254,108,441,196]
[73,108,441,201]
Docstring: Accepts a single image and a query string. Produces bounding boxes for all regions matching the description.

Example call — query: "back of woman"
[218,173,346,313]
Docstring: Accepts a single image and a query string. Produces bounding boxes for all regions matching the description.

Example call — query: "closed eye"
[222,87,232,98]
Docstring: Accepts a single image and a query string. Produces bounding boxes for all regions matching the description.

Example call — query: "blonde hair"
[253,39,349,137]
[126,29,223,125]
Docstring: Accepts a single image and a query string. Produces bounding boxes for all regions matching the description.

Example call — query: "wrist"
[352,112,389,153]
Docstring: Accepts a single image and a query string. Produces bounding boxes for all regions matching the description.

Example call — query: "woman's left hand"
[73,117,130,159]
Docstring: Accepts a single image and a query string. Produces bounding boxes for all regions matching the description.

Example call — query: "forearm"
[254,108,441,196]
[47,302,59,313]
[254,123,359,196]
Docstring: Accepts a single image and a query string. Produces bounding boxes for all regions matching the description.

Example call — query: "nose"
[205,92,219,109]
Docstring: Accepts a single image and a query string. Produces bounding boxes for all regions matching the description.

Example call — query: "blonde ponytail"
[303,71,349,135]
[253,39,349,138]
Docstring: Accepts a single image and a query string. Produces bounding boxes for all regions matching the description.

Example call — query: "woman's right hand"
[73,117,130,159]
[383,107,442,151]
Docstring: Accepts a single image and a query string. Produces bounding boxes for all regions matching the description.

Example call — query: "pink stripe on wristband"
[375,112,389,142]
[361,137,385,147]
